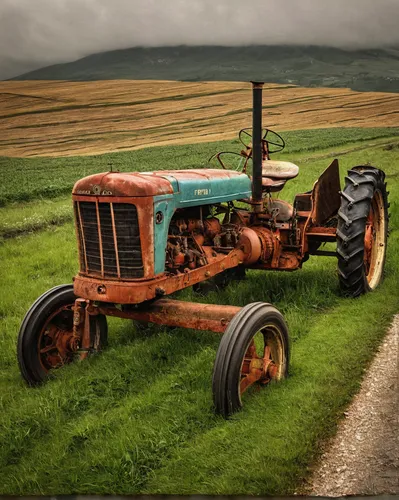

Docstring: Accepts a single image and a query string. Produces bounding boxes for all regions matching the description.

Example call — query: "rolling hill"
[12,45,399,93]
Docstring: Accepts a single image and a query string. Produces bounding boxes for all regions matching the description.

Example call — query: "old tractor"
[17,82,389,418]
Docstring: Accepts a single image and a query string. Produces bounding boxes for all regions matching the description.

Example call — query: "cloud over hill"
[1,0,399,79]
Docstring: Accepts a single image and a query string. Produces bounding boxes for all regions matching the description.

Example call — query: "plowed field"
[0,80,398,157]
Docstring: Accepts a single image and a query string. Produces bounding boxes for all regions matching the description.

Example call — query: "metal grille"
[75,201,144,279]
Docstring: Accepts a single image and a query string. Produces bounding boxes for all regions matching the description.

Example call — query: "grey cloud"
[1,0,399,79]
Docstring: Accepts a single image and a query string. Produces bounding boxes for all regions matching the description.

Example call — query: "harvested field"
[0,80,398,157]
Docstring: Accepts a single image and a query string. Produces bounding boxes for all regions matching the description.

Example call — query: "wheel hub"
[39,305,79,370]
[240,342,279,394]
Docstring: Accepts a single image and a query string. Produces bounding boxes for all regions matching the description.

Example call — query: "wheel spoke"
[240,338,267,394]
[39,344,58,354]
[263,345,271,361]
[38,304,76,371]
[240,368,262,394]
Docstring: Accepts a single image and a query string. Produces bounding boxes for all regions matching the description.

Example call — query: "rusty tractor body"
[17,82,389,418]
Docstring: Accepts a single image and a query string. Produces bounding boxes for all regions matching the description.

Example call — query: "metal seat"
[261,177,287,193]
[262,160,299,180]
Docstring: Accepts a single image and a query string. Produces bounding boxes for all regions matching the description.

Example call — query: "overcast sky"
[1,0,399,79]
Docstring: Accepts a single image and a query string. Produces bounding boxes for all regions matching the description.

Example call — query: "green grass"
[0,127,398,207]
[0,196,72,240]
[0,132,398,495]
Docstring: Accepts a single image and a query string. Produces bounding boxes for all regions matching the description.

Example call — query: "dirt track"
[308,315,399,496]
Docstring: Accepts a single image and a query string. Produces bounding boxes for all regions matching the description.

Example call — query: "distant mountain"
[12,45,399,92]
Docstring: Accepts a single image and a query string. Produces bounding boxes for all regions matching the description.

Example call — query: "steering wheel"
[239,128,285,154]
[208,151,250,173]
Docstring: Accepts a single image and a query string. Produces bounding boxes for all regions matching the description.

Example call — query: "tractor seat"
[262,160,299,180]
[261,177,287,193]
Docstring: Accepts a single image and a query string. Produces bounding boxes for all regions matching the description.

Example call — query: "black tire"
[337,166,389,297]
[212,302,289,418]
[17,284,108,386]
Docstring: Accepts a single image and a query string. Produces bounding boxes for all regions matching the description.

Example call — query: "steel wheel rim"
[238,323,286,404]
[364,190,386,289]
[37,304,77,372]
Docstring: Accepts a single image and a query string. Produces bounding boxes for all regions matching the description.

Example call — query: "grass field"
[1,128,398,237]
[1,80,398,157]
[0,127,398,495]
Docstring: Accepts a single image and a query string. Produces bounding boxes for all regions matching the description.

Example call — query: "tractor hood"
[73,169,251,204]
[73,172,174,197]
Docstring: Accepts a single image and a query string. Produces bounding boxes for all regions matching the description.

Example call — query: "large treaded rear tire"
[337,166,389,297]
[212,302,289,418]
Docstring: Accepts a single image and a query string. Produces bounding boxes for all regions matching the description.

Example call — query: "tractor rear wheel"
[337,167,388,297]
[17,284,108,385]
[212,302,289,418]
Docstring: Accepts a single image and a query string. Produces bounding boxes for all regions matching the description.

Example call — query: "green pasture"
[1,127,398,207]
[1,127,398,240]
[0,129,398,495]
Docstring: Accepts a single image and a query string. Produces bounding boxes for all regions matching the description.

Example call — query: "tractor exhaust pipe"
[251,81,264,210]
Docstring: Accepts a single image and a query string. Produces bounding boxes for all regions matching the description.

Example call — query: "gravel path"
[309,315,398,496]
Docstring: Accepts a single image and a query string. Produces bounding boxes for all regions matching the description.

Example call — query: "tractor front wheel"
[17,284,107,385]
[212,302,289,418]
[337,167,389,297]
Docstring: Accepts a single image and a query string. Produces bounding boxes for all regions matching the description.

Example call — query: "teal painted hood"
[145,169,251,275]
[141,169,251,206]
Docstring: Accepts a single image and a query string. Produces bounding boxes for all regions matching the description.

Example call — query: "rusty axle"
[89,299,242,333]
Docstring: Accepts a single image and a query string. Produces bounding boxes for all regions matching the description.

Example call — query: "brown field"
[0,80,398,157]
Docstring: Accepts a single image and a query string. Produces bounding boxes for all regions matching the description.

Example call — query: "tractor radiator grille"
[74,201,144,279]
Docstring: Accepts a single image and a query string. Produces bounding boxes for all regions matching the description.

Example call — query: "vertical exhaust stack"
[251,81,264,211]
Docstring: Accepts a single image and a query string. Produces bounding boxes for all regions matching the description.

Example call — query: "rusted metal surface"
[92,299,241,333]
[74,196,154,279]
[39,304,78,371]
[72,298,89,360]
[73,171,173,198]
[74,246,245,304]
[306,226,337,241]
[253,252,300,271]
[204,217,221,238]
[73,169,248,199]
[311,159,341,225]
[266,198,294,222]
[240,343,278,394]
[294,192,312,213]
[237,227,262,265]
[252,226,275,261]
